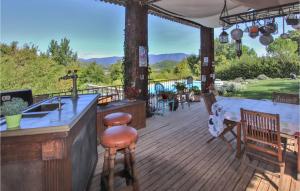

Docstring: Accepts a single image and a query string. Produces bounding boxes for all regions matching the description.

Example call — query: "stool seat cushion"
[103,112,132,126]
[101,125,138,148]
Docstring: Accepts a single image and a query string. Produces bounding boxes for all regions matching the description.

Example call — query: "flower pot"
[161,94,168,100]
[5,114,22,130]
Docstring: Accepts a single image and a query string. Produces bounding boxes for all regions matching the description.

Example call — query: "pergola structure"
[101,0,299,102]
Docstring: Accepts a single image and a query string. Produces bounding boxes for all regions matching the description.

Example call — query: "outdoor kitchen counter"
[0,94,99,137]
[1,94,99,191]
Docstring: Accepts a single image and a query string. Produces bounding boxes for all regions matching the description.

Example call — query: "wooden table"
[96,99,146,138]
[214,97,300,180]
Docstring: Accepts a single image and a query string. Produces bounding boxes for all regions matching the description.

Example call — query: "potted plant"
[159,90,173,100]
[173,82,186,93]
[125,86,139,101]
[0,98,28,130]
[191,86,201,102]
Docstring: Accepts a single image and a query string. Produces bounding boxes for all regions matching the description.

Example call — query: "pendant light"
[219,28,229,43]
[231,24,243,41]
[219,0,229,43]
[236,39,242,57]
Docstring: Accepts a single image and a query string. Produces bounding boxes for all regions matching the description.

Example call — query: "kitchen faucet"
[59,70,78,99]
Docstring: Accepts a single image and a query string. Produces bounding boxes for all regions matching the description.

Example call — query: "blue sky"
[0,0,294,58]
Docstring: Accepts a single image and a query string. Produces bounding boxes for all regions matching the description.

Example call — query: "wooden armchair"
[272,92,299,105]
[240,109,287,190]
[202,93,237,150]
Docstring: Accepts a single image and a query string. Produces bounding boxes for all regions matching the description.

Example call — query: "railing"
[33,85,124,104]
[33,78,199,105]
[147,78,189,110]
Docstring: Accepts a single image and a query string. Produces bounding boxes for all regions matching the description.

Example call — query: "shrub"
[0,98,28,116]
[257,74,269,80]
[216,82,244,96]
[233,77,245,83]
[173,82,186,92]
[191,86,201,95]
[215,55,300,80]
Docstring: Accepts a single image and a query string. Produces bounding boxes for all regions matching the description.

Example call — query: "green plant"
[257,74,269,80]
[173,82,186,92]
[0,98,28,116]
[191,86,201,95]
[160,90,175,99]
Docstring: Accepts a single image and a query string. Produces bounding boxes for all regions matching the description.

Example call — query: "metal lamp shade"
[231,28,243,40]
[249,26,259,38]
[280,33,289,39]
[259,34,274,46]
[286,14,299,25]
[219,31,229,43]
[265,22,278,34]
[235,40,242,57]
[292,23,300,31]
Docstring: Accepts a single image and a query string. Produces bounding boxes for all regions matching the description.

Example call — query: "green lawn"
[232,78,300,100]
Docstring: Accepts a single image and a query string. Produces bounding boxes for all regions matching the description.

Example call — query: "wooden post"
[200,27,214,93]
[124,0,148,101]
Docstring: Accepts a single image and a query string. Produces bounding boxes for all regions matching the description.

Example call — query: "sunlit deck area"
[89,101,300,191]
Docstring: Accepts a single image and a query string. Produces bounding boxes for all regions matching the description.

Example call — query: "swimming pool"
[148,80,201,94]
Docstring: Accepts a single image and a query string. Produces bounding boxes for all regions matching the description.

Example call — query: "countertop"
[0,94,99,137]
[97,99,145,112]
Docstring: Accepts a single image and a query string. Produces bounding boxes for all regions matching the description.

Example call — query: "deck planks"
[89,101,299,191]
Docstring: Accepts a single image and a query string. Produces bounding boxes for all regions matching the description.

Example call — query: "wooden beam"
[124,0,149,102]
[200,27,214,93]
[143,0,162,5]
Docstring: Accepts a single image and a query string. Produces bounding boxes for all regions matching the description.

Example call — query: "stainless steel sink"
[22,112,48,118]
[24,103,63,113]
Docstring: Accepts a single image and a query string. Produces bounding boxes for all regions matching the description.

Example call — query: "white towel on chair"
[208,103,225,137]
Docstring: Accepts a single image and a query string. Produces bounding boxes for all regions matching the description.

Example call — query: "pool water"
[148,80,201,94]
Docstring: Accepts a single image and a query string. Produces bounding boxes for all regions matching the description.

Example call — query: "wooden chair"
[202,93,237,150]
[272,92,299,105]
[240,109,287,190]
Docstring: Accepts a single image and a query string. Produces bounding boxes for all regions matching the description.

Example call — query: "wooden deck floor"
[89,101,300,191]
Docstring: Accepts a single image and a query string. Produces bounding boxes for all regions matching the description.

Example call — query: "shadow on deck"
[89,101,300,191]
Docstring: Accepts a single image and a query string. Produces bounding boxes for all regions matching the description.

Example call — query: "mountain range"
[79,53,189,66]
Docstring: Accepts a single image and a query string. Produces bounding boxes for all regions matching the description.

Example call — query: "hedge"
[215,56,300,80]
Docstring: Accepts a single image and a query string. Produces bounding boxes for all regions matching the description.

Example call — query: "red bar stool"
[100,125,139,191]
[103,112,132,127]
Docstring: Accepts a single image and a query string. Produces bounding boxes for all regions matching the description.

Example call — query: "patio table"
[214,97,300,180]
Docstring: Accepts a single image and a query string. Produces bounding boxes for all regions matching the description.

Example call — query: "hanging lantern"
[219,28,229,43]
[286,14,299,25]
[259,34,274,46]
[235,39,242,57]
[231,27,243,40]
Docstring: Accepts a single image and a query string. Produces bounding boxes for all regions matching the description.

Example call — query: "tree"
[214,39,257,64]
[267,38,298,63]
[288,30,300,55]
[109,61,123,82]
[186,54,200,76]
[47,38,77,65]
[80,62,107,84]
[174,59,192,78]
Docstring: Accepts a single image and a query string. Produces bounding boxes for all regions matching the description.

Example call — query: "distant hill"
[78,53,188,65]
[151,60,178,71]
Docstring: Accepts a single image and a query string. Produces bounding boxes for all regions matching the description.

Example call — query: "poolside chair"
[272,92,299,105]
[154,82,175,115]
[203,93,237,150]
[240,109,287,190]
[186,76,193,90]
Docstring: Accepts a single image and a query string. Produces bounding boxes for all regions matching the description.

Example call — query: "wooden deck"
[89,101,300,191]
